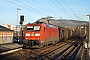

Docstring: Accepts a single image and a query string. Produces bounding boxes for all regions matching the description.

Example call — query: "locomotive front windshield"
[27,26,40,31]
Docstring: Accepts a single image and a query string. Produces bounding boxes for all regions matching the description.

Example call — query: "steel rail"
[68,46,81,60]
[51,41,78,60]
[37,42,70,60]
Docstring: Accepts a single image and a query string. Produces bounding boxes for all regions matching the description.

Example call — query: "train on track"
[23,22,82,48]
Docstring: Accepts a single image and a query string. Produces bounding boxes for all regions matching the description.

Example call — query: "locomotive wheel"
[52,42,56,46]
[22,45,26,49]
[39,44,44,48]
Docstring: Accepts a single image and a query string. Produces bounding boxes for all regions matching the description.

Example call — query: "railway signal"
[20,15,24,22]
[20,15,24,38]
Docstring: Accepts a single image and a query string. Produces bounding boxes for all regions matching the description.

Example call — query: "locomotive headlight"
[26,38,28,39]
[35,34,40,36]
[26,34,30,36]
[37,38,40,39]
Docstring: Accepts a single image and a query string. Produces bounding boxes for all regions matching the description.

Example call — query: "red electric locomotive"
[23,23,59,48]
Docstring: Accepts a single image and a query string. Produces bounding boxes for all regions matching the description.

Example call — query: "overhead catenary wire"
[33,0,49,12]
[62,0,84,20]
[25,0,53,17]
[62,0,75,14]
[15,0,47,16]
[25,0,48,13]
[49,0,65,13]
[5,0,83,21]
[55,0,74,19]
[5,0,35,12]
[49,0,73,19]
[33,0,62,18]
[5,0,47,16]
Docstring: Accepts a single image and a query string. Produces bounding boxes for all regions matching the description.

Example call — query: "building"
[0,24,20,31]
[0,25,14,44]
[0,24,21,37]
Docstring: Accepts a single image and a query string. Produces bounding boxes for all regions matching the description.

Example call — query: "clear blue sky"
[0,0,90,25]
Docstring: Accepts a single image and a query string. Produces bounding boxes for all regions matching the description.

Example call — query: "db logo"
[31,34,34,36]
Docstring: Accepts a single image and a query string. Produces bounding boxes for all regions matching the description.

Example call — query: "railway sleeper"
[51,41,79,60]
[68,46,81,60]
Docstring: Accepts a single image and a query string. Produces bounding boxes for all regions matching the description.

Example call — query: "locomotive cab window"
[26,26,40,31]
[34,26,40,31]
[27,26,33,31]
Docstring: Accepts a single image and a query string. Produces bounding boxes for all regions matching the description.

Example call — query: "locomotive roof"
[26,23,57,28]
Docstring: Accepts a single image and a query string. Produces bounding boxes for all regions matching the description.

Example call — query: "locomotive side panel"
[42,26,59,46]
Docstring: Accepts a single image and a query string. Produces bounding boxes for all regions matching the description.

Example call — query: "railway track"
[0,39,83,60]
[36,42,73,60]
[0,42,70,60]
[36,40,82,60]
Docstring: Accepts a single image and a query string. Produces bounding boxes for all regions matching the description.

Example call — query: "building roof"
[0,25,14,32]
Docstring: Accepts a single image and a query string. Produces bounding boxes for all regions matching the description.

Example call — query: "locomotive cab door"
[58,27,60,41]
